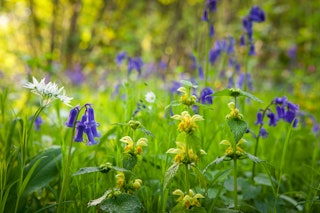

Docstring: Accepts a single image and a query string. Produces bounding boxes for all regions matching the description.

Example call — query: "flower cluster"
[242,5,265,55]
[178,86,197,107]
[171,111,204,134]
[173,189,205,209]
[226,102,243,120]
[255,96,299,138]
[220,139,246,158]
[166,141,206,165]
[120,136,148,156]
[115,171,143,193]
[199,87,214,104]
[201,0,218,37]
[115,51,144,76]
[24,76,72,106]
[65,104,100,145]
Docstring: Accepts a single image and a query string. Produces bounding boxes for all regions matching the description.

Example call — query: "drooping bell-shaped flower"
[87,107,100,137]
[65,106,80,127]
[74,114,86,142]
[255,111,263,125]
[200,87,214,104]
[249,6,265,23]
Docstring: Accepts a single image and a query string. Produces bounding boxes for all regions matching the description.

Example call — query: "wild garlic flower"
[24,77,72,106]
[220,138,246,158]
[145,91,156,103]
[120,136,148,155]
[171,111,204,134]
[172,189,204,209]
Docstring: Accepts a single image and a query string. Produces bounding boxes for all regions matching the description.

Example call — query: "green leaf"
[163,163,180,189]
[180,80,197,88]
[23,146,63,195]
[211,88,263,103]
[238,178,261,200]
[202,156,227,174]
[73,167,101,176]
[227,118,247,143]
[123,154,138,171]
[279,194,303,211]
[100,194,143,213]
[245,152,262,163]
[192,166,207,188]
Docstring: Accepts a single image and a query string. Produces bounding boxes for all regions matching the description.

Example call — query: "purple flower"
[85,126,97,145]
[276,105,285,119]
[260,128,268,138]
[227,37,235,54]
[74,114,86,142]
[190,54,197,70]
[312,123,320,136]
[200,87,214,104]
[242,17,253,40]
[31,116,43,131]
[249,6,265,23]
[255,111,264,125]
[273,96,287,105]
[287,45,297,60]
[66,64,85,86]
[198,66,204,80]
[240,35,245,46]
[249,44,255,56]
[115,51,127,65]
[128,57,144,76]
[202,9,208,21]
[227,76,234,88]
[87,107,101,137]
[65,106,80,127]
[209,23,215,37]
[267,111,277,126]
[206,0,217,12]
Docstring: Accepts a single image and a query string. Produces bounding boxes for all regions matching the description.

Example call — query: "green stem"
[57,111,79,213]
[185,164,189,192]
[233,157,238,210]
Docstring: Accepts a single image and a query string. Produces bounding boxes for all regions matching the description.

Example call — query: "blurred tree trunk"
[64,0,82,70]
[48,0,59,67]
[28,0,42,57]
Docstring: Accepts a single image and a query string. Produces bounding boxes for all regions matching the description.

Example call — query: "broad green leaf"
[245,152,262,163]
[123,154,138,171]
[227,118,247,143]
[238,178,261,200]
[23,146,63,195]
[192,166,207,188]
[163,163,180,189]
[279,194,303,211]
[100,194,143,213]
[211,88,263,103]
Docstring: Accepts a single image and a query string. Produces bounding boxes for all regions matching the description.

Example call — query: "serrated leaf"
[211,88,263,103]
[123,154,138,171]
[245,152,262,163]
[73,167,101,176]
[100,194,143,213]
[164,163,180,189]
[227,118,247,143]
[180,80,197,88]
[192,166,207,188]
[202,156,227,174]
[23,146,63,195]
[239,178,261,200]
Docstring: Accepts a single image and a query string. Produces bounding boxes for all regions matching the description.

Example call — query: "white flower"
[24,76,73,106]
[145,91,156,103]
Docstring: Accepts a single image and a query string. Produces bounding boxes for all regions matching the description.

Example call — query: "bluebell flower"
[260,128,268,138]
[66,65,85,86]
[65,106,80,127]
[85,126,97,146]
[74,114,86,142]
[274,96,287,105]
[255,111,263,125]
[227,37,235,54]
[190,54,197,70]
[200,87,214,104]
[198,66,204,80]
[249,6,265,23]
[227,76,234,88]
[267,111,277,126]
[209,23,214,37]
[128,57,144,76]
[115,51,127,65]
[242,17,253,41]
[87,107,100,137]
[30,116,43,131]
[276,105,285,119]
[240,35,245,46]
[312,123,319,136]
[209,40,226,64]
[202,9,208,21]
[249,44,255,55]
[236,73,245,88]
[206,0,217,12]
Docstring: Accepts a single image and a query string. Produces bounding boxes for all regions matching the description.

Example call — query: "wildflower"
[209,23,214,37]
[128,57,143,76]
[66,64,85,86]
[145,91,156,103]
[198,66,204,80]
[24,76,72,106]
[30,116,43,131]
[65,104,100,145]
[249,43,255,55]
[173,189,204,209]
[199,87,214,104]
[259,128,268,138]
[132,179,142,190]
[240,35,245,46]
[201,9,208,21]
[171,111,204,134]
[115,172,125,188]
[249,6,265,23]
[255,111,263,125]
[166,141,206,164]
[120,136,148,155]
[115,51,127,65]
[206,0,217,12]
[226,102,243,120]
[220,139,246,158]
[267,111,277,126]
[178,86,197,107]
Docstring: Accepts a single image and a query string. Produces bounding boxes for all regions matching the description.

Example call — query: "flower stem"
[233,157,238,210]
[57,113,79,213]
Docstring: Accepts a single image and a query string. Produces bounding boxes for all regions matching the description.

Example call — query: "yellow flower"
[120,136,148,155]
[220,138,246,157]
[115,172,125,188]
[173,189,205,209]
[226,102,243,120]
[166,142,206,164]
[171,111,204,134]
[132,179,142,190]
[177,86,197,106]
